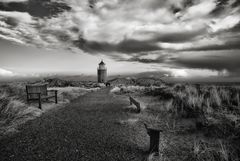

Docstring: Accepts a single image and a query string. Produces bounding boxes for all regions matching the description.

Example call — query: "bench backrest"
[26,83,48,99]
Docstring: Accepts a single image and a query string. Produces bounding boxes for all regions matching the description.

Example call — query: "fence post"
[129,97,132,105]
[54,90,58,104]
[136,102,141,113]
[38,93,42,109]
[26,86,29,103]
[129,96,141,113]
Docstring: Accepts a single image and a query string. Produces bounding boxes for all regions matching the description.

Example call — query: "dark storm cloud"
[145,0,194,12]
[183,39,240,51]
[170,6,182,14]
[0,0,71,18]
[4,17,18,27]
[126,55,166,64]
[73,38,162,53]
[169,50,240,75]
[232,0,240,8]
[115,39,162,53]
[170,0,194,14]
[99,27,207,52]
[153,28,206,43]
[88,0,97,9]
[182,0,194,8]
[229,22,240,32]
[127,57,162,64]
[41,29,72,42]
[210,0,230,16]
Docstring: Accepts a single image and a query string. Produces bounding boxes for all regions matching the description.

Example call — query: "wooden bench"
[144,123,163,156]
[26,83,58,109]
[129,96,141,113]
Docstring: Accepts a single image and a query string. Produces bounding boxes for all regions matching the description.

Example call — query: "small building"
[97,60,107,83]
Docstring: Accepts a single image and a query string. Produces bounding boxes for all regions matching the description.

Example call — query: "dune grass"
[111,83,240,161]
[0,83,100,137]
[1,79,240,161]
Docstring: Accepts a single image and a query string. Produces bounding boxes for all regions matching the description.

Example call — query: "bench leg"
[38,94,42,109]
[55,91,58,104]
[137,105,141,113]
[148,130,160,155]
[129,98,132,105]
[26,93,30,103]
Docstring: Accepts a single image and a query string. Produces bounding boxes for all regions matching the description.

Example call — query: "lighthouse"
[97,60,107,83]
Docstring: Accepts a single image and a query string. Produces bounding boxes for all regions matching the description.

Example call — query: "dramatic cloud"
[0,0,28,2]
[0,0,71,18]
[167,50,240,76]
[0,0,240,77]
[73,38,162,53]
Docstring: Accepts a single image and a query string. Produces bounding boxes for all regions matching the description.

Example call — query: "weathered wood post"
[144,123,162,156]
[136,101,140,113]
[129,96,141,113]
[38,93,42,109]
[55,90,58,104]
[26,86,29,103]
[129,96,132,105]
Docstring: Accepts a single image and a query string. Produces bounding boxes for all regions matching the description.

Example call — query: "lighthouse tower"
[97,60,107,83]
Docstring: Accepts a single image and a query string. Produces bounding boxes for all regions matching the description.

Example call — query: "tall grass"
[145,84,240,117]
[0,83,100,137]
[111,83,240,161]
[0,83,42,136]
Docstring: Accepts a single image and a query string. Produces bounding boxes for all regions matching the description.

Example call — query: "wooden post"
[136,102,141,113]
[144,124,162,156]
[26,86,29,103]
[38,93,42,109]
[129,96,141,113]
[149,129,160,155]
[129,97,132,105]
[55,90,58,104]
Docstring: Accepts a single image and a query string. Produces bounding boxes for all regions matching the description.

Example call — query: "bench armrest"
[27,92,41,94]
[47,90,58,104]
[47,90,58,92]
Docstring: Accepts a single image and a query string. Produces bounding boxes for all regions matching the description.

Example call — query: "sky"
[0,0,240,80]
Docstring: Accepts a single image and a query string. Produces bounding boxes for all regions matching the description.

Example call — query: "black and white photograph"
[0,0,240,160]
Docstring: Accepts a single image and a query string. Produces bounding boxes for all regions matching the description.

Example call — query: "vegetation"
[0,82,42,137]
[112,82,240,161]
[0,88,146,161]
[0,81,99,138]
[1,77,240,161]
[44,78,101,88]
